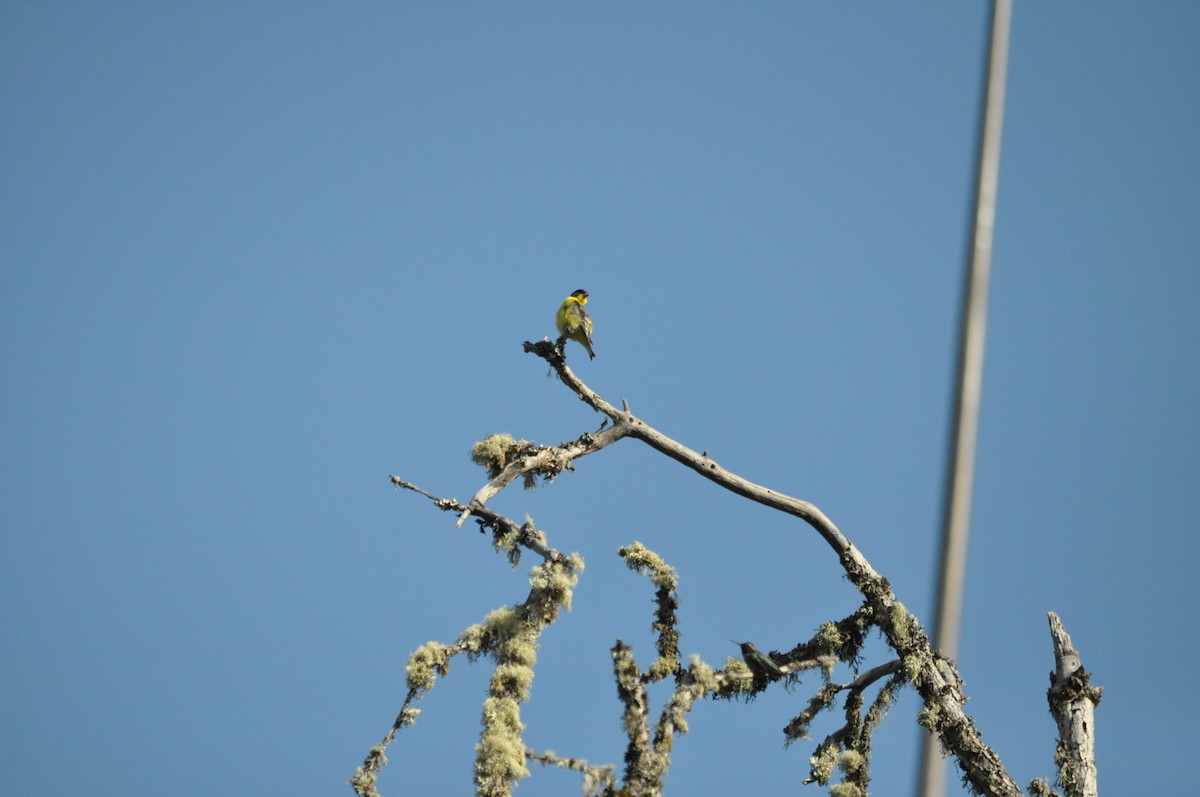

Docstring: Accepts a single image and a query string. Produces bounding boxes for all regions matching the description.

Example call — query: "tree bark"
[1047,612,1102,797]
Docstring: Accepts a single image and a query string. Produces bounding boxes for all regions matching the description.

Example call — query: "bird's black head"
[571,289,589,300]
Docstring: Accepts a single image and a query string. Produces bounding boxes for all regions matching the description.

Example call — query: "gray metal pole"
[917,2,1011,797]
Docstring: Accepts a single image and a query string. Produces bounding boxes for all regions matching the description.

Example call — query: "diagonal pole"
[917,2,1011,797]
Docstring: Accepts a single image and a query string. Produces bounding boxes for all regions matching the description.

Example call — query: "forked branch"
[521,339,1024,797]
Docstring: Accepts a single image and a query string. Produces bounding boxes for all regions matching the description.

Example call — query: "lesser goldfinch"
[555,289,595,360]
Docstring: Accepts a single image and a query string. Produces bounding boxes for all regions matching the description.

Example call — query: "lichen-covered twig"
[391,475,563,566]
[800,659,905,792]
[456,428,624,528]
[618,543,682,682]
[352,478,583,797]
[608,645,722,797]
[611,640,660,795]
[525,750,617,797]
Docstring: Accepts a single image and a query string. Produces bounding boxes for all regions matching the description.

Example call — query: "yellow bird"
[555,289,595,360]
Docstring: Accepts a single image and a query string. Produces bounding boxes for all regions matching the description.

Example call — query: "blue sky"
[2,3,1197,795]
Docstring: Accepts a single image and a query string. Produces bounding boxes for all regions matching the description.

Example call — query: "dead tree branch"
[521,339,1025,797]
[351,478,584,797]
[356,343,1097,797]
[1045,612,1102,797]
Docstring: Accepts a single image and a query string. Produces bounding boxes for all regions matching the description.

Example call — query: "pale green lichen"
[838,750,866,774]
[405,642,449,692]
[903,654,924,685]
[646,657,678,681]
[497,635,538,669]
[520,516,549,551]
[890,600,911,646]
[917,704,942,732]
[482,607,523,641]
[723,657,754,686]
[526,560,580,622]
[816,620,847,652]
[688,654,718,692]
[470,434,520,477]
[348,743,389,797]
[492,662,535,702]
[492,522,522,566]
[470,434,571,489]
[1028,777,1059,797]
[475,696,529,796]
[457,624,486,656]
[808,743,840,785]
[348,766,380,797]
[618,542,678,589]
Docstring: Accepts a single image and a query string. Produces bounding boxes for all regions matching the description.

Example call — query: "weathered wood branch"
[455,425,627,527]
[612,639,663,797]
[1046,612,1102,797]
[521,339,1026,797]
[352,478,583,797]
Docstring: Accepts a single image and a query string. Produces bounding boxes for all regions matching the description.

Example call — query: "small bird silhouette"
[732,640,784,681]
